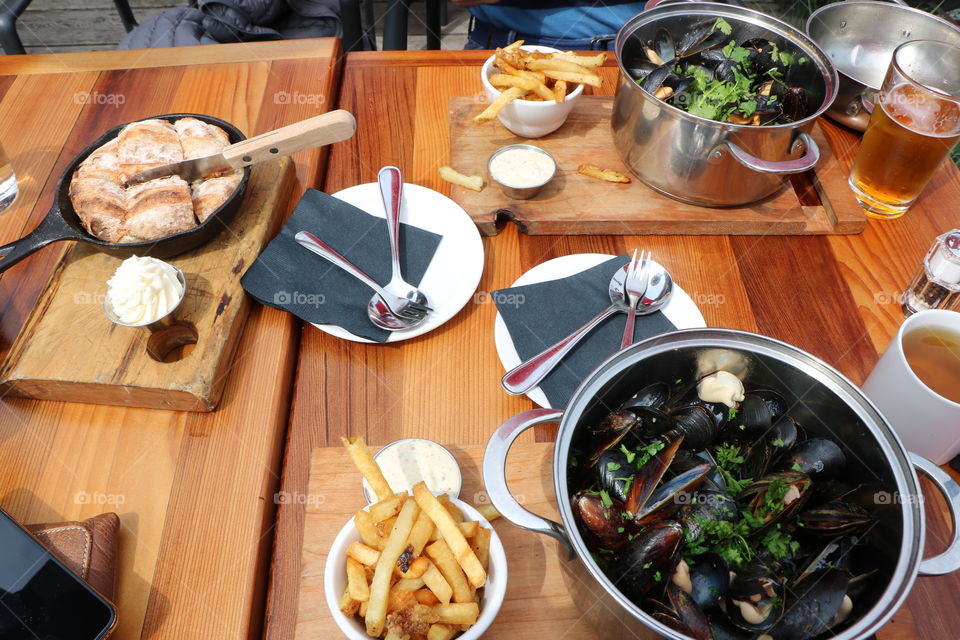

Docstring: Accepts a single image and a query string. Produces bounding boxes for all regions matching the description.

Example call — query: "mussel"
[613,521,683,601]
[726,559,785,632]
[776,438,846,480]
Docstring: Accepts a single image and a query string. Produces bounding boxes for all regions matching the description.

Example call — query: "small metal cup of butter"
[103,265,187,333]
[487,144,557,200]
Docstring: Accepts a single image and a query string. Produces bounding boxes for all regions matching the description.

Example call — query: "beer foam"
[884,83,960,138]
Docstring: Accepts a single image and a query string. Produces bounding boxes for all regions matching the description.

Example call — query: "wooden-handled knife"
[123,109,357,186]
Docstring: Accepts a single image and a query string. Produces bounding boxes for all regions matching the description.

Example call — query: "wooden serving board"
[295,443,598,639]
[0,157,295,412]
[448,95,865,236]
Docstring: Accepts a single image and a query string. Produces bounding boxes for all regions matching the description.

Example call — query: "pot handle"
[725,132,820,175]
[911,453,960,576]
[482,408,574,557]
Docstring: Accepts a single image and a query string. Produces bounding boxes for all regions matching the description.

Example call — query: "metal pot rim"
[615,1,840,130]
[552,328,923,640]
[806,0,960,91]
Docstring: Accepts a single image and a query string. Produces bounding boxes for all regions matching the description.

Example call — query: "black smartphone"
[0,507,116,639]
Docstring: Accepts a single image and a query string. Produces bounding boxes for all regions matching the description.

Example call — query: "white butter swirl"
[106,256,183,325]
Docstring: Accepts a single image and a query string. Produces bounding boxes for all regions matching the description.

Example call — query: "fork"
[620,249,651,349]
[294,230,432,321]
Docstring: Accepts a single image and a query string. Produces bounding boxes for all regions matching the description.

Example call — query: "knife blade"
[123,109,357,186]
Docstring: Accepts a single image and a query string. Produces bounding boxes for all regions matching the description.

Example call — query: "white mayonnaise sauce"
[489,146,555,188]
[364,439,462,502]
[106,255,183,325]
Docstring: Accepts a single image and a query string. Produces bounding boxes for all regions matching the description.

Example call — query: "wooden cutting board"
[448,95,865,236]
[0,157,295,412]
[295,443,600,639]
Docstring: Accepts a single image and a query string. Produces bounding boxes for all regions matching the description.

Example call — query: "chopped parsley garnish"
[606,461,621,472]
[634,440,666,469]
[791,462,804,473]
[772,438,785,447]
[619,444,636,465]
[728,406,739,421]
[599,490,613,509]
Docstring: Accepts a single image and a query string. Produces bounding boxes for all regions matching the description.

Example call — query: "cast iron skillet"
[0,113,250,273]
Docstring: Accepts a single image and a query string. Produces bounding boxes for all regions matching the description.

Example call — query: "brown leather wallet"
[26,512,120,601]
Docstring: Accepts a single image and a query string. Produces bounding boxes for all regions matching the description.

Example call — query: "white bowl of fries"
[477,43,605,138]
[328,437,508,640]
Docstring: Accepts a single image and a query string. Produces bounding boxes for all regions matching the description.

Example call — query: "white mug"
[863,309,960,464]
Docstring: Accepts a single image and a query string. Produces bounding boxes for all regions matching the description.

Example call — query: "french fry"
[387,588,417,613]
[496,58,547,83]
[425,539,472,604]
[458,521,480,539]
[392,576,426,593]
[408,509,436,555]
[526,56,599,75]
[502,39,524,52]
[415,587,440,606]
[489,72,553,101]
[473,87,524,124]
[347,541,381,566]
[369,493,406,523]
[553,79,568,104]
[376,515,398,540]
[339,585,361,617]
[578,163,632,183]
[438,166,483,193]
[433,602,480,626]
[470,527,491,573]
[414,482,486,589]
[535,67,604,88]
[551,51,607,67]
[398,555,430,579]
[422,561,454,605]
[365,499,420,637]
[346,557,371,602]
[474,503,501,522]
[342,436,393,501]
[428,623,458,640]
[442,500,464,523]
[354,509,381,548]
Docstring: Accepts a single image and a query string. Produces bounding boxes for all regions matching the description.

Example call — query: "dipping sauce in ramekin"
[362,438,462,503]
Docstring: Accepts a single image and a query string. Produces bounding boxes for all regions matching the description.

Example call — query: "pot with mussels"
[611,3,839,206]
[483,329,960,639]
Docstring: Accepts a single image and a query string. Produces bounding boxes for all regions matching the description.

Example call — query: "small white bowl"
[480,45,584,138]
[325,497,507,640]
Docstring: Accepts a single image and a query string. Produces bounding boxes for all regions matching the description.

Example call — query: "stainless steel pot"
[484,328,960,640]
[611,3,839,207]
[807,1,960,131]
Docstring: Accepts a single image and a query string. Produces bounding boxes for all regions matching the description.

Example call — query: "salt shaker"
[902,230,960,315]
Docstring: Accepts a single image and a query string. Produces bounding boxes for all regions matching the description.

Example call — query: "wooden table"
[0,40,342,639]
[265,51,960,640]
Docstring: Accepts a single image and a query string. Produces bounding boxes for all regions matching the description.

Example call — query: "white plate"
[311,183,484,343]
[494,253,707,408]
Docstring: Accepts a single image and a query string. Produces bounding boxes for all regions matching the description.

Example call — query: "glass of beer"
[0,142,17,213]
[849,40,960,219]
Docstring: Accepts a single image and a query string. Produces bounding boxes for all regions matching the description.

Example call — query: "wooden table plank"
[267,50,960,640]
[0,40,342,640]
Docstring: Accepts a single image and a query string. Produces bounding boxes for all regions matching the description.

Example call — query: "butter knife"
[123,110,357,186]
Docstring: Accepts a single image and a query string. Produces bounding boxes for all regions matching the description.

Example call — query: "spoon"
[366,166,431,330]
[501,259,674,397]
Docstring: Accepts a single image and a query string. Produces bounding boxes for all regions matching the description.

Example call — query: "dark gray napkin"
[494,254,677,408]
[241,188,442,342]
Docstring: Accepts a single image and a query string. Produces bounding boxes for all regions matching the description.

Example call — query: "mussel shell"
[586,409,639,467]
[730,394,773,438]
[652,27,676,64]
[676,21,727,58]
[621,381,671,411]
[768,414,800,452]
[681,489,739,541]
[783,87,808,122]
[734,438,771,482]
[798,500,873,536]
[635,463,712,526]
[625,434,682,516]
[668,404,720,451]
[795,536,857,582]
[776,438,846,479]
[739,472,812,532]
[688,552,731,609]
[726,559,785,633]
[596,449,634,503]
[768,569,848,640]
[626,59,659,82]
[612,521,683,601]
[714,58,738,83]
[572,490,628,551]
[667,582,713,640]
[750,389,789,421]
[640,63,675,93]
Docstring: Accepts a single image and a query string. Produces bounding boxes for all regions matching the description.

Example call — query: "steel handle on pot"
[483,408,574,557]
[910,453,960,576]
[725,132,820,174]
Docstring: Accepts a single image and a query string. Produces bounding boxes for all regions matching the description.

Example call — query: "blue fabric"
[470,2,645,41]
